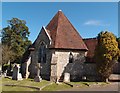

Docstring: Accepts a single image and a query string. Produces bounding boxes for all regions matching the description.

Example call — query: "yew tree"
[117,37,120,49]
[2,18,32,63]
[116,37,120,62]
[95,31,120,81]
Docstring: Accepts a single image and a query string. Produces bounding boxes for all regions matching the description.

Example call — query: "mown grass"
[42,82,108,91]
[2,86,37,91]
[2,77,49,91]
[2,77,108,91]
[42,82,71,91]
[2,77,49,87]
[70,81,108,87]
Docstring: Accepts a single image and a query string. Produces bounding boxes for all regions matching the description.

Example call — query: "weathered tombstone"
[0,66,1,77]
[4,70,7,77]
[34,63,42,82]
[12,64,23,80]
[63,73,70,82]
[82,76,87,81]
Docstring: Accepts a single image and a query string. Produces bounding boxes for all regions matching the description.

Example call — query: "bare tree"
[2,45,15,65]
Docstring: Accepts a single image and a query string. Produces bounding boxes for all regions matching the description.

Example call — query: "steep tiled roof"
[83,38,98,58]
[46,10,88,50]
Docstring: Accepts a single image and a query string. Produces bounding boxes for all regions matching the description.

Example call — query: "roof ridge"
[83,37,97,40]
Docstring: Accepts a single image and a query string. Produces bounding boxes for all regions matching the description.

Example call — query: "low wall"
[62,62,97,81]
[83,62,120,81]
[83,63,97,76]
[113,62,120,74]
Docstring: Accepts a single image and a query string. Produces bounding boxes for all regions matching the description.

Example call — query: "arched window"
[69,52,73,63]
[38,42,46,63]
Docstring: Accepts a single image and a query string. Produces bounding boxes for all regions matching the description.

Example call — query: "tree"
[95,31,120,81]
[0,43,2,65]
[2,45,15,65]
[2,18,32,63]
[116,37,120,62]
[116,37,120,48]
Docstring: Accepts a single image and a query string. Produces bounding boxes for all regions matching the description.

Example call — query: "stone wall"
[113,62,120,74]
[28,51,38,78]
[21,57,31,78]
[40,49,51,80]
[50,50,86,81]
[83,63,97,76]
[50,50,58,81]
[83,63,97,81]
[82,62,120,81]
[26,27,52,79]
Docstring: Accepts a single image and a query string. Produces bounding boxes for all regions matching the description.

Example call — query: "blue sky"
[2,2,118,42]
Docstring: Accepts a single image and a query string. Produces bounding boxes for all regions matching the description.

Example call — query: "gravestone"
[12,64,23,80]
[34,63,42,82]
[63,73,70,82]
[4,70,7,77]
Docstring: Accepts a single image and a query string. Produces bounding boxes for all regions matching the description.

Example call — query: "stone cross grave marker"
[12,64,23,80]
[34,63,42,82]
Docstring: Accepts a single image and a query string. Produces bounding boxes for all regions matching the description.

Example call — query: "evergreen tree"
[117,37,120,48]
[116,37,120,62]
[95,31,120,81]
[2,18,32,63]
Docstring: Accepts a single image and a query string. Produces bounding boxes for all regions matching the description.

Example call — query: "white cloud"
[84,20,110,26]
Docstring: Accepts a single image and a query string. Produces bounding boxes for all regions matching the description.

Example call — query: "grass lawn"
[2,77,49,87]
[2,77,108,91]
[3,86,37,91]
[70,81,108,85]
[42,82,108,91]
[2,77,49,91]
[42,82,71,91]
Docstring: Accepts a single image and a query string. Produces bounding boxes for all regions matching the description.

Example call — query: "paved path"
[63,82,119,91]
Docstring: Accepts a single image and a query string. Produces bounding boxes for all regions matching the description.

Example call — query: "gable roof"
[83,38,98,58]
[46,10,88,50]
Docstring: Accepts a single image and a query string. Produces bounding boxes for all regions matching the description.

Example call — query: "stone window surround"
[38,41,47,63]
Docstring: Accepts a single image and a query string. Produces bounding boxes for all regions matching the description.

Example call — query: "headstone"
[12,64,23,80]
[63,73,70,82]
[34,63,42,82]
[34,76,42,82]
[0,66,1,77]
[4,70,7,77]
[82,76,87,81]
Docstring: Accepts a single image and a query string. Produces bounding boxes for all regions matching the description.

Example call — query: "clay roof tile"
[46,11,88,50]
